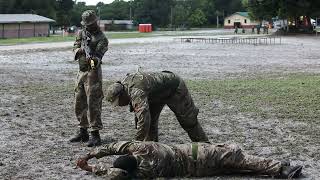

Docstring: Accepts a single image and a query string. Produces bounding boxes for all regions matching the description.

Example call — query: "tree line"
[0,0,319,30]
[0,0,245,28]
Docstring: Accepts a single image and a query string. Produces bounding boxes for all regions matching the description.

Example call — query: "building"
[0,14,55,39]
[224,12,259,29]
[99,20,134,31]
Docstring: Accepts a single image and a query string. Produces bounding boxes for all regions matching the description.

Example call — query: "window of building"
[244,19,247,23]
[228,20,231,24]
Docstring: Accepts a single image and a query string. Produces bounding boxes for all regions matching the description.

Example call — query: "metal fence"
[178,36,282,45]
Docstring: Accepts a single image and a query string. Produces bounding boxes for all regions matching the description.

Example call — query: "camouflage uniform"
[73,27,109,131]
[121,71,208,142]
[91,141,282,178]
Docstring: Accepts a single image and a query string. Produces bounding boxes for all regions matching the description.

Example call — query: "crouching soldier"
[77,141,303,179]
[69,10,109,147]
[105,71,209,142]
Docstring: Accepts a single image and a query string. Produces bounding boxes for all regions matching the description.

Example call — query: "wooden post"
[18,23,21,38]
[34,23,36,37]
[2,24,4,38]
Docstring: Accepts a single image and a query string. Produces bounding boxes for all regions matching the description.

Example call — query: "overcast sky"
[77,0,128,6]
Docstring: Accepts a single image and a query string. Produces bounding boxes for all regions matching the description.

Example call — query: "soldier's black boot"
[70,128,89,143]
[87,130,101,147]
[278,165,303,179]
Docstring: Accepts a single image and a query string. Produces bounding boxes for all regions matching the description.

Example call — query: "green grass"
[10,73,320,122]
[0,35,75,45]
[0,32,155,45]
[187,74,320,121]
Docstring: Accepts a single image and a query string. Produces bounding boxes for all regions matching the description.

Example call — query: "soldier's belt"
[191,143,198,161]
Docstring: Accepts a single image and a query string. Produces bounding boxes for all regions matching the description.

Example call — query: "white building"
[99,20,134,31]
[224,12,259,29]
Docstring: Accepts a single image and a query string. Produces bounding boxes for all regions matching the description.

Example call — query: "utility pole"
[216,10,219,28]
[170,6,173,29]
[129,0,132,21]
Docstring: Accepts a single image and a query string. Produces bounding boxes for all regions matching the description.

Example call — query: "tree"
[0,0,56,19]
[188,8,207,27]
[56,0,74,27]
[246,0,320,31]
[132,0,174,27]
[100,0,130,20]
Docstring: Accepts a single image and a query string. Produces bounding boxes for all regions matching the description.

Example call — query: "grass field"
[188,73,320,122]
[0,32,154,45]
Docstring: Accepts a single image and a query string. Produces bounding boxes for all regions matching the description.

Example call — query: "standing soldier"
[76,141,303,179]
[70,10,109,147]
[105,71,209,142]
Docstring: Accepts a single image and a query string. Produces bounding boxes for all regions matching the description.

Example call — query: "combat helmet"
[81,10,98,26]
[106,82,124,106]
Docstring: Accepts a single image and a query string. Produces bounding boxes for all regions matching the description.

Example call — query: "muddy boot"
[186,123,210,143]
[278,165,303,179]
[70,128,89,143]
[87,130,101,147]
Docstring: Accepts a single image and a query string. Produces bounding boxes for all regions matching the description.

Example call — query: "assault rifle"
[81,29,95,70]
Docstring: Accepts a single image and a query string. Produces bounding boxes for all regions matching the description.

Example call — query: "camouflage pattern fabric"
[90,141,282,178]
[73,28,108,131]
[73,29,109,72]
[121,71,208,142]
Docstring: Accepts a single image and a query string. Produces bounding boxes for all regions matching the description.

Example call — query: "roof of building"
[236,12,249,17]
[226,12,250,19]
[99,20,133,25]
[0,14,55,24]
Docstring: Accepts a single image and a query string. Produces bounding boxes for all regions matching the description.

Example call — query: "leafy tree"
[100,0,130,20]
[132,0,174,27]
[188,8,207,26]
[0,0,56,19]
[56,0,74,27]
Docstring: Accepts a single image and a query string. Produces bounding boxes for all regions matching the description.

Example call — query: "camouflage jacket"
[121,71,180,140]
[73,29,109,71]
[91,141,244,178]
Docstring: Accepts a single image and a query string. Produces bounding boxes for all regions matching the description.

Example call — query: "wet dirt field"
[0,35,320,179]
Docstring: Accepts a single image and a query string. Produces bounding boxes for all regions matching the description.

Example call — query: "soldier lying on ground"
[105,71,209,142]
[76,141,303,179]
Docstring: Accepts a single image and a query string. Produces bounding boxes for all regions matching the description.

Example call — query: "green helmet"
[81,10,98,26]
[106,82,124,106]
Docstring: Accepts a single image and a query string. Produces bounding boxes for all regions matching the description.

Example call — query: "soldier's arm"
[89,141,134,159]
[94,34,109,61]
[73,30,83,59]
[130,88,151,141]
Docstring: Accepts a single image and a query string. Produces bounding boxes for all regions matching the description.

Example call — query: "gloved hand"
[88,58,101,70]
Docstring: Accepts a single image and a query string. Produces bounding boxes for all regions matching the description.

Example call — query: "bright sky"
[77,0,128,6]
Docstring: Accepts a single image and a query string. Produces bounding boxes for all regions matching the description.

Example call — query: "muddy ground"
[0,34,320,179]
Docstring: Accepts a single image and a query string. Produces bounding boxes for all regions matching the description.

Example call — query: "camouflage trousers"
[74,67,103,131]
[194,143,282,177]
[147,78,209,142]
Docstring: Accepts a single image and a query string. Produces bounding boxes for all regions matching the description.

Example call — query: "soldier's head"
[81,10,99,32]
[106,82,130,106]
[113,155,138,173]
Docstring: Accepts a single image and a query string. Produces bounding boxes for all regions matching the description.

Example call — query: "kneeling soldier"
[106,71,209,142]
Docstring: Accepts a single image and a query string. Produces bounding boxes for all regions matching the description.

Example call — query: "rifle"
[81,29,95,70]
